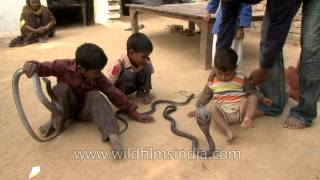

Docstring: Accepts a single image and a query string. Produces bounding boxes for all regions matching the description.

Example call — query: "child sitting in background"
[107,33,155,104]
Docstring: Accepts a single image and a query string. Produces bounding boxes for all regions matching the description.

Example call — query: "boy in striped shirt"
[188,48,272,141]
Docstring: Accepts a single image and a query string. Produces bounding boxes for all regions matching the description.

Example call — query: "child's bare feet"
[39,121,55,137]
[283,116,306,129]
[241,117,255,128]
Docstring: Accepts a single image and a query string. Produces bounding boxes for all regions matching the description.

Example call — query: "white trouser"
[212,34,243,67]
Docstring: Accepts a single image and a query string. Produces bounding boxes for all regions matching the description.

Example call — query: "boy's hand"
[187,110,196,118]
[135,114,154,123]
[203,12,211,21]
[262,98,273,107]
[248,68,268,87]
[23,62,38,78]
[234,27,244,40]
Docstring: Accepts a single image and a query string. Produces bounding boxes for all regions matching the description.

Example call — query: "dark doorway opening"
[47,0,94,26]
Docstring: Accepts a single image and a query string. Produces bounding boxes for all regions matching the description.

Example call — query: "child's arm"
[196,84,214,107]
[235,4,252,40]
[23,62,38,78]
[23,60,66,78]
[243,77,273,106]
[188,84,213,117]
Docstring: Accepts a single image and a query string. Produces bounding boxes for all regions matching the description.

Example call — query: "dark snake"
[12,68,64,142]
[116,94,195,134]
[163,105,216,158]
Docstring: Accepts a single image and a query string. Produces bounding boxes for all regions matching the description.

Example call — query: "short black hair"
[127,33,153,54]
[26,0,40,6]
[75,43,107,70]
[214,48,238,72]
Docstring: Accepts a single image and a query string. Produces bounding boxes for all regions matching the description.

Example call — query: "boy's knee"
[84,91,113,114]
[53,83,72,95]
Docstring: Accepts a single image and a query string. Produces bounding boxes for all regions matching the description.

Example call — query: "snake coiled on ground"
[116,94,195,134]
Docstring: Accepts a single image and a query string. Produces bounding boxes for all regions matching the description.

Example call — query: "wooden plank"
[200,20,213,69]
[127,4,264,20]
[127,4,209,19]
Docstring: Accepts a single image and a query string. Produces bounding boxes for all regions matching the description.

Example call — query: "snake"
[163,105,215,158]
[116,94,195,134]
[12,68,64,142]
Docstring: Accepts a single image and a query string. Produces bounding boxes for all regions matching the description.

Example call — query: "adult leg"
[257,7,287,116]
[286,0,320,128]
[216,1,240,48]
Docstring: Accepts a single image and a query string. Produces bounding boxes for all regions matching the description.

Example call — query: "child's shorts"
[215,100,247,124]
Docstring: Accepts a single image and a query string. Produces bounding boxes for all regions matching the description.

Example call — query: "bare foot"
[241,117,255,128]
[109,134,125,160]
[283,116,306,129]
[39,122,55,137]
[225,129,235,143]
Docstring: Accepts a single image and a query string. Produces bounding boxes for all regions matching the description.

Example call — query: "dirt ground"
[0,15,319,180]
